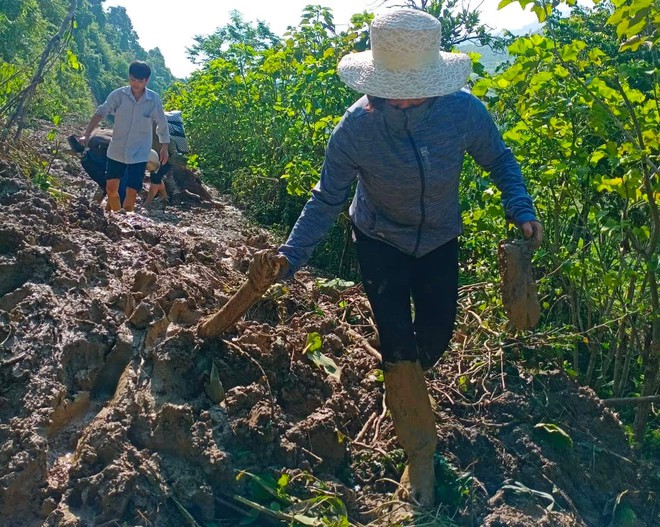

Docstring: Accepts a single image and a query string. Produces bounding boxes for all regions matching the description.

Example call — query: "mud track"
[0,136,656,526]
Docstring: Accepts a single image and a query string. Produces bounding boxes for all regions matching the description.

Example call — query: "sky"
[103,0,546,78]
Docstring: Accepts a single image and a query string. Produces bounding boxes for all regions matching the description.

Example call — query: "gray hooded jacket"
[279,89,536,274]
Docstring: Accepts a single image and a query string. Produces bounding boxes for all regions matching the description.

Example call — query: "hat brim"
[337,50,472,99]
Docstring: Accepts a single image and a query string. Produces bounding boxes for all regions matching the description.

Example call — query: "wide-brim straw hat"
[337,9,472,99]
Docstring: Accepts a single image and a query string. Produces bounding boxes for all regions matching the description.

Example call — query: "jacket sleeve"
[278,115,358,276]
[466,94,536,225]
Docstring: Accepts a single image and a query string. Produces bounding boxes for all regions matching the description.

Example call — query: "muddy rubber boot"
[384,360,437,508]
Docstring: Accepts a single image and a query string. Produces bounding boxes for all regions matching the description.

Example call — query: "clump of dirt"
[0,134,656,527]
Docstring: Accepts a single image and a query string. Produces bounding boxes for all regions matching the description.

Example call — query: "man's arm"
[80,88,120,146]
[79,114,102,147]
[153,97,171,165]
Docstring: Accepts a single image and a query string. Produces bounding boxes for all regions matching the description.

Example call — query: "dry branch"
[602,395,660,407]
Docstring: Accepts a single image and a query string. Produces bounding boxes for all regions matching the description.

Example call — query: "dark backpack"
[86,129,113,164]
[165,111,189,154]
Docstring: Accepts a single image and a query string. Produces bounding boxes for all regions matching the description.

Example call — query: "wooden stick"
[602,395,660,407]
[198,249,282,338]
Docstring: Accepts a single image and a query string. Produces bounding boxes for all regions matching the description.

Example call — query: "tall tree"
[382,0,508,50]
[0,0,78,140]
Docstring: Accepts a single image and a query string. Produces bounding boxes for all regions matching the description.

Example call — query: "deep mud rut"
[0,133,657,527]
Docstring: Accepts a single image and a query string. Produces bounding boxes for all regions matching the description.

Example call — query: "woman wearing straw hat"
[274,9,543,507]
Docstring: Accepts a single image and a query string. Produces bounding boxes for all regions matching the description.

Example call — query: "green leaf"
[498,0,536,9]
[533,422,574,449]
[66,49,80,70]
[497,0,516,8]
[277,473,290,488]
[458,375,470,393]
[590,149,608,166]
[620,35,646,51]
[560,41,587,61]
[471,78,492,97]
[303,332,322,353]
[606,7,627,27]
[368,368,384,382]
[307,349,341,381]
[597,177,624,193]
[531,3,551,22]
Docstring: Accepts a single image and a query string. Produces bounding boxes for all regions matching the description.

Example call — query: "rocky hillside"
[0,134,656,526]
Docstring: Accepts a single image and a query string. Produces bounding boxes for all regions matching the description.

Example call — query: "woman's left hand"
[520,221,544,249]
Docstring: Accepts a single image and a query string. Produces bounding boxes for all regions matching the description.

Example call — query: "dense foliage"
[474,0,658,442]
[0,0,176,126]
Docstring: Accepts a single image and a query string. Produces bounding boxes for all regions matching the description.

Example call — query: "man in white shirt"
[80,61,170,212]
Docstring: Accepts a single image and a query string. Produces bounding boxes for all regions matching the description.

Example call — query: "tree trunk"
[0,0,78,142]
[633,269,660,442]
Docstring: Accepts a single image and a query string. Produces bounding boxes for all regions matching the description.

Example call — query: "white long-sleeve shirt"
[95,86,170,164]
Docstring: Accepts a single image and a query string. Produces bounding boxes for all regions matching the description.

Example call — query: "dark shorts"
[106,158,147,190]
[353,226,459,369]
[149,162,172,185]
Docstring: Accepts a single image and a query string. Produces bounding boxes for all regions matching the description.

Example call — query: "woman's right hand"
[273,253,290,280]
[520,221,544,250]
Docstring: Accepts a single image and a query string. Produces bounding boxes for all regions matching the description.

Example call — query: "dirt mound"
[0,143,656,526]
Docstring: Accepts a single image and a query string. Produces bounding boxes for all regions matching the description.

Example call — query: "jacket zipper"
[404,113,426,256]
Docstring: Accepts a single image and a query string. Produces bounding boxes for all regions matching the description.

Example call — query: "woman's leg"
[143,183,162,207]
[353,227,437,507]
[352,227,417,363]
[411,238,459,370]
[383,360,437,507]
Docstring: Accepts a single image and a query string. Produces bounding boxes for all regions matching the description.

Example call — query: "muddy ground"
[0,132,657,526]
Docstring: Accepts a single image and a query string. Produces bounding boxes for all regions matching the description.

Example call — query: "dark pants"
[353,227,459,369]
[80,154,106,191]
[150,162,172,185]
